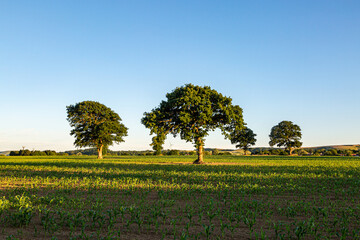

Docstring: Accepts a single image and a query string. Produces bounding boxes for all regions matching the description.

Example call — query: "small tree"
[230,127,256,154]
[142,84,245,164]
[19,149,31,156]
[269,121,302,155]
[9,151,19,156]
[324,149,338,156]
[66,101,128,159]
[212,149,220,155]
[294,149,309,156]
[151,133,166,155]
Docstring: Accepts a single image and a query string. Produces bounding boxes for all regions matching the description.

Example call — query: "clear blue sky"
[1,0,359,151]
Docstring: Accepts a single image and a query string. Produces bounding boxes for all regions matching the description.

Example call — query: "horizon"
[2,144,360,153]
[1,1,359,151]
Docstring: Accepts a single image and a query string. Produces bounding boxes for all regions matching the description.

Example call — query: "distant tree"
[151,133,166,155]
[66,101,128,159]
[9,151,19,156]
[166,150,180,156]
[218,151,232,155]
[315,149,326,155]
[44,150,57,156]
[204,150,212,156]
[81,148,100,155]
[212,149,220,155]
[324,149,338,156]
[19,149,31,156]
[251,148,261,155]
[142,84,245,164]
[262,150,270,155]
[343,150,353,156]
[230,127,256,154]
[31,151,46,156]
[188,151,196,155]
[295,149,309,156]
[307,148,315,155]
[270,148,281,155]
[269,121,302,155]
[278,149,287,155]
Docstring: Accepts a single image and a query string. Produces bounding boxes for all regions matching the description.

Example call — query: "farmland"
[0,156,359,239]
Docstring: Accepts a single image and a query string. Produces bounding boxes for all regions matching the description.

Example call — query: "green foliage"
[9,151,19,156]
[218,151,231,155]
[269,148,287,155]
[230,127,257,153]
[19,149,31,156]
[166,150,180,155]
[31,151,47,156]
[188,151,196,155]
[269,121,302,155]
[324,149,338,156]
[151,133,166,155]
[294,149,309,156]
[262,150,271,155]
[6,207,33,227]
[10,149,58,156]
[65,147,108,156]
[66,101,128,159]
[342,150,353,156]
[142,84,245,163]
[0,197,11,215]
[212,149,220,155]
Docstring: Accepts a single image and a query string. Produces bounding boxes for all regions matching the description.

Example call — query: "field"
[0,155,359,239]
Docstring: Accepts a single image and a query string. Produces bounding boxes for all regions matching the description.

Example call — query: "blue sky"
[1,1,359,151]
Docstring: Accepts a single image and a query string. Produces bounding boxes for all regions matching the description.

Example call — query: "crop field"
[0,155,359,239]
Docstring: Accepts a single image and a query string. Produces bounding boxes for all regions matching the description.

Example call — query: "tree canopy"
[230,127,257,154]
[269,120,302,155]
[66,101,128,159]
[141,84,245,163]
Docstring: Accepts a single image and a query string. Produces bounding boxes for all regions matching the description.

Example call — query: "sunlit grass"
[0,155,359,239]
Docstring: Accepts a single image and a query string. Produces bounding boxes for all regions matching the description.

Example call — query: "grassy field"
[0,155,359,239]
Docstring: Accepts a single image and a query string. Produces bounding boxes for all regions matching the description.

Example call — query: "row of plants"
[0,155,359,239]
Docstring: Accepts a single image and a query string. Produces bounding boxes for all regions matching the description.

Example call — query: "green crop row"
[0,155,359,239]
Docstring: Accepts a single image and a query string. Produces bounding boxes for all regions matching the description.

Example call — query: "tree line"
[13,84,356,161]
[9,147,359,157]
[64,84,310,163]
[9,149,63,156]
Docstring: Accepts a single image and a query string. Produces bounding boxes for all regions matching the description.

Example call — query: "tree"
[270,148,281,155]
[269,121,302,155]
[151,133,166,155]
[9,151,19,156]
[166,150,180,155]
[19,149,31,156]
[324,149,338,156]
[141,84,245,164]
[230,127,256,154]
[212,149,220,155]
[66,101,128,159]
[294,149,309,156]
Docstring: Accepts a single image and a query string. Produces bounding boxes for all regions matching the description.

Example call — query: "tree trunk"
[97,145,103,159]
[288,147,293,155]
[193,138,205,164]
[243,147,248,155]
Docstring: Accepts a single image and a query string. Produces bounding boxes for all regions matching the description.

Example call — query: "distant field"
[0,155,359,239]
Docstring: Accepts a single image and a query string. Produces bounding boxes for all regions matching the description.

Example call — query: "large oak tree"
[66,101,128,159]
[269,120,302,155]
[141,84,245,164]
